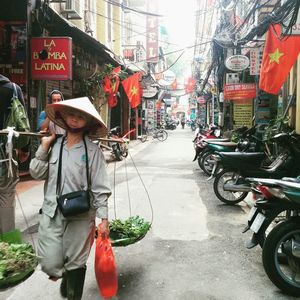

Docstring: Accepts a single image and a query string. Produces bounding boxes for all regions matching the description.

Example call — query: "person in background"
[180,114,186,129]
[38,90,65,135]
[30,97,111,299]
[0,74,30,234]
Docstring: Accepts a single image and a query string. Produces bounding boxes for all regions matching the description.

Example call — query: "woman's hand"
[41,132,56,152]
[99,219,110,239]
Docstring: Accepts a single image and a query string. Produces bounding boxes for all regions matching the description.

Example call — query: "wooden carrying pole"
[0,130,62,138]
[0,131,124,144]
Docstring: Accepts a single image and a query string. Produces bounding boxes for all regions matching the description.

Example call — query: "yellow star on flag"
[269,48,284,64]
[131,86,138,95]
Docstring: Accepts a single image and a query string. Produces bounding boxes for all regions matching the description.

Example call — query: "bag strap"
[1,83,17,130]
[12,83,18,99]
[56,135,90,197]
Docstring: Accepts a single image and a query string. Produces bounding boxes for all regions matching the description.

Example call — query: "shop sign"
[142,86,158,98]
[233,102,253,128]
[146,1,158,62]
[158,70,176,86]
[225,55,249,72]
[31,37,72,80]
[224,83,256,100]
[249,49,262,75]
[123,49,134,60]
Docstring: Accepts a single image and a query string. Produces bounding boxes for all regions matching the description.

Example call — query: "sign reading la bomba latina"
[31,37,72,80]
[224,83,256,100]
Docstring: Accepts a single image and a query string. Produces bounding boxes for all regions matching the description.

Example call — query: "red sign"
[31,37,72,80]
[123,49,134,60]
[224,83,256,100]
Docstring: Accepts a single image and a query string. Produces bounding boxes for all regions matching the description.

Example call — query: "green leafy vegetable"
[109,216,151,245]
[0,242,38,287]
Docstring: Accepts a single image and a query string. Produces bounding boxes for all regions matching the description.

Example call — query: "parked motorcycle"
[198,125,256,176]
[212,132,300,205]
[108,126,129,161]
[192,124,223,165]
[199,140,237,175]
[243,177,300,248]
[263,216,300,296]
[190,119,197,131]
[165,119,177,130]
[243,178,300,296]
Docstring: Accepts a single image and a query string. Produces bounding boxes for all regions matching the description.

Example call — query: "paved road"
[1,127,298,299]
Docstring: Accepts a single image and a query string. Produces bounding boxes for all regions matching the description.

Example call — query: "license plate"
[248,206,257,221]
[250,213,266,233]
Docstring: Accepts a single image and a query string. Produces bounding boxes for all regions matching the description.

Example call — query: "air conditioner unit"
[63,0,82,20]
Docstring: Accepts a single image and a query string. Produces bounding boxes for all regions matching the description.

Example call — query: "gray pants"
[37,210,95,278]
[0,163,19,234]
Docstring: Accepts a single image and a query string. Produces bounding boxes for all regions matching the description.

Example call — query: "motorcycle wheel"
[197,149,211,169]
[121,149,128,158]
[255,210,291,248]
[213,170,248,205]
[262,218,300,296]
[157,130,168,141]
[120,143,128,158]
[112,144,123,161]
[199,151,215,176]
[141,135,148,143]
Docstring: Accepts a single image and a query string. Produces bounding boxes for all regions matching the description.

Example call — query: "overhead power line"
[103,0,164,17]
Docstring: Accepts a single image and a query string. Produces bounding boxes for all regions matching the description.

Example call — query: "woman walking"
[30,97,111,299]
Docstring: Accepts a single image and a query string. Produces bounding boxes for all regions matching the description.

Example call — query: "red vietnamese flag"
[109,67,121,108]
[259,24,300,95]
[121,72,141,108]
[185,77,196,94]
[104,66,122,108]
[111,67,120,95]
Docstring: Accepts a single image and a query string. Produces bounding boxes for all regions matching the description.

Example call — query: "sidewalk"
[1,138,151,300]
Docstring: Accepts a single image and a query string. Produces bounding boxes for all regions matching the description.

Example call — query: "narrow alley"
[2,128,297,300]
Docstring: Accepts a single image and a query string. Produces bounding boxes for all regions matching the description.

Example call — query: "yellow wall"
[112,5,121,55]
[96,1,106,44]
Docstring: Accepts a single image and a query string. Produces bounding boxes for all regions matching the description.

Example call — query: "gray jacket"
[29,136,111,219]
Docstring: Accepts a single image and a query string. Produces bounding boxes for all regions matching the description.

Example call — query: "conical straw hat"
[45,97,107,137]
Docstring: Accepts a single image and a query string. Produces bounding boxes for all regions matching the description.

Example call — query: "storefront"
[0,1,28,98]
[31,5,123,129]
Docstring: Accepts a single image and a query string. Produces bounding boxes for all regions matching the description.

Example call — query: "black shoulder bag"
[56,137,91,217]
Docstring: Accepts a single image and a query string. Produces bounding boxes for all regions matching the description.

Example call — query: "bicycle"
[143,127,168,142]
[128,128,147,143]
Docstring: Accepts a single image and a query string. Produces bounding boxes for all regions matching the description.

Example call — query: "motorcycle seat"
[205,141,236,146]
[218,151,265,162]
[281,177,300,183]
[277,180,300,189]
[203,138,230,143]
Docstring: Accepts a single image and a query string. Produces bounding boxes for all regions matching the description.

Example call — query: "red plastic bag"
[95,227,118,298]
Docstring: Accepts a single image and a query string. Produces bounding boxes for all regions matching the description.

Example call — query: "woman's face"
[51,93,62,103]
[64,111,88,130]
